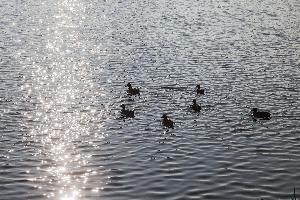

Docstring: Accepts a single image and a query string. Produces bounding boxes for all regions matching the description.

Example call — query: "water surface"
[0,0,300,199]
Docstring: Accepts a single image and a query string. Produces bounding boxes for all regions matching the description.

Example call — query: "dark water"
[0,0,300,199]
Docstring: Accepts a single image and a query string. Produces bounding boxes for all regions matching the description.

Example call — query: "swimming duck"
[251,108,271,120]
[191,99,201,112]
[196,84,204,95]
[161,114,174,129]
[127,83,140,96]
[120,104,134,118]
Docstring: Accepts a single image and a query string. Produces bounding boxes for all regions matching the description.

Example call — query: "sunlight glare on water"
[21,0,104,198]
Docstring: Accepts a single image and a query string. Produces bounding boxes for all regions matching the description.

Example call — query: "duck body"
[196,84,204,95]
[251,108,271,120]
[191,99,201,112]
[161,114,174,129]
[120,104,135,118]
[127,83,140,96]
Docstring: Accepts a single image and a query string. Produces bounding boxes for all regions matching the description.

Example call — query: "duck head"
[196,84,200,89]
[127,83,132,87]
[120,104,126,109]
[193,99,197,104]
[161,114,168,119]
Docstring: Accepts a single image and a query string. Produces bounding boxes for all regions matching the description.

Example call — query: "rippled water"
[0,0,300,199]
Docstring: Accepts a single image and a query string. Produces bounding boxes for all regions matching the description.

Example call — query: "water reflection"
[23,0,102,199]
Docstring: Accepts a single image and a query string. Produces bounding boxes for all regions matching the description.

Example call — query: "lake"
[0,0,299,199]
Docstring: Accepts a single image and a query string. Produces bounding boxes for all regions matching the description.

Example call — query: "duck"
[120,104,135,118]
[191,99,201,112]
[251,108,271,120]
[161,114,174,129]
[127,83,140,96]
[196,84,205,95]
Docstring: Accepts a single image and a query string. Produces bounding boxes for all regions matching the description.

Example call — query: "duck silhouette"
[196,84,205,95]
[191,99,201,112]
[127,83,140,96]
[251,108,271,120]
[120,104,134,118]
[161,114,174,129]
